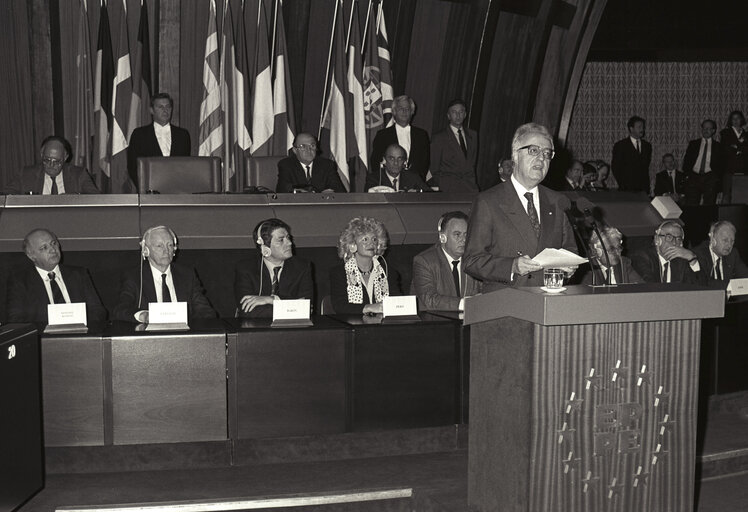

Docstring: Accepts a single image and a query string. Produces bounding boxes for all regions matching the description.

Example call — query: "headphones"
[255,221,272,258]
[140,225,177,259]
[437,215,447,244]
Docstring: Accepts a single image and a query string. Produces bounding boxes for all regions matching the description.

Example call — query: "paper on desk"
[531,248,587,268]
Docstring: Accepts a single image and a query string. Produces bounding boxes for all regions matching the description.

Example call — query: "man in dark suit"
[692,220,748,288]
[464,123,578,292]
[5,136,99,195]
[234,218,313,318]
[276,133,346,193]
[429,99,479,193]
[112,225,215,322]
[611,115,652,192]
[365,144,428,192]
[683,119,722,205]
[370,95,430,182]
[631,220,704,284]
[127,93,191,188]
[559,160,584,191]
[412,211,481,311]
[498,159,513,183]
[579,226,643,285]
[653,153,688,202]
[6,229,106,324]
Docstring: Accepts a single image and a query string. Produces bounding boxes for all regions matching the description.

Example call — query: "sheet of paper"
[531,248,588,268]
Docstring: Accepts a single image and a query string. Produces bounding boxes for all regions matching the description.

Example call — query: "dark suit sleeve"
[177,127,192,156]
[653,173,668,196]
[77,168,100,194]
[412,252,460,311]
[127,128,145,181]
[6,273,33,322]
[365,170,383,191]
[233,258,274,318]
[187,268,217,319]
[370,130,387,173]
[276,159,297,193]
[407,172,429,192]
[323,162,346,192]
[630,249,659,283]
[112,268,143,322]
[683,141,697,173]
[429,134,445,186]
[291,260,314,302]
[463,194,515,283]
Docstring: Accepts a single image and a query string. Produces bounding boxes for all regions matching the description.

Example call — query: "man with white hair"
[692,220,748,286]
[580,226,642,285]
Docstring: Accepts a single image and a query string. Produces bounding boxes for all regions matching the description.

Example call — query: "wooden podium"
[464,284,724,512]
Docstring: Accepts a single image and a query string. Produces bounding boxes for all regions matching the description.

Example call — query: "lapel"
[149,124,164,155]
[498,184,538,254]
[436,246,460,295]
[29,267,51,305]
[34,166,45,194]
[537,187,557,252]
[62,166,75,193]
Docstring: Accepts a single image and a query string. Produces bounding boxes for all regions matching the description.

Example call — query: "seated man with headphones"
[112,225,216,322]
[411,211,481,311]
[234,218,314,318]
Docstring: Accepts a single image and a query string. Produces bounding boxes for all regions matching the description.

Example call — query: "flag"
[73,0,94,175]
[376,2,394,128]
[249,0,273,156]
[271,0,295,155]
[111,0,134,192]
[198,0,223,158]
[321,0,350,190]
[93,1,114,191]
[128,0,152,139]
[230,0,251,190]
[347,1,366,192]
[363,0,385,153]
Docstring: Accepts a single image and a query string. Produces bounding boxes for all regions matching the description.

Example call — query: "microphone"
[583,208,612,285]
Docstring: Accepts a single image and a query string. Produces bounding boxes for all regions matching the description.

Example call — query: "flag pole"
[317,0,340,139]
[345,0,356,50]
[361,0,373,56]
[270,0,279,77]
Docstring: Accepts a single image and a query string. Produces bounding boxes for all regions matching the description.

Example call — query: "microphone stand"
[584,208,612,286]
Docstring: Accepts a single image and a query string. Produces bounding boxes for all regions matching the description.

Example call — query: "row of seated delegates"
[578,226,643,285]
[555,160,616,192]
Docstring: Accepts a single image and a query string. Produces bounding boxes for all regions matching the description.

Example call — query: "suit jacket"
[692,241,748,287]
[411,244,481,311]
[365,169,428,192]
[579,256,643,285]
[719,127,748,175]
[112,261,215,322]
[653,170,688,196]
[329,258,402,315]
[463,181,578,292]
[611,137,652,192]
[276,155,345,193]
[630,246,704,285]
[5,164,99,195]
[6,264,107,324]
[234,254,314,318]
[370,125,431,181]
[127,123,192,186]
[559,178,582,191]
[682,138,723,176]
[429,128,479,193]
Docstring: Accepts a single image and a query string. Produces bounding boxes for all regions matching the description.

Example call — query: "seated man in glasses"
[631,220,705,284]
[5,136,99,195]
[463,123,578,292]
[276,133,346,193]
[580,226,643,285]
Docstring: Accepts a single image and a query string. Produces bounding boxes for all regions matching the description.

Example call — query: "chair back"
[320,295,335,315]
[137,156,222,194]
[245,156,284,192]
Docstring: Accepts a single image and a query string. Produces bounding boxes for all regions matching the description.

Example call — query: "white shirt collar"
[154,122,171,134]
[630,136,641,147]
[395,124,411,134]
[35,264,61,281]
[510,174,538,197]
[441,246,461,265]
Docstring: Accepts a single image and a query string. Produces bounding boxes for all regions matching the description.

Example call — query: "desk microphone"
[583,208,612,285]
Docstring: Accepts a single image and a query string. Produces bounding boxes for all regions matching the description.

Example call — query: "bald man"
[5,136,99,195]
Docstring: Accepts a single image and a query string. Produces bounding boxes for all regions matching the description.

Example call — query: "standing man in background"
[429,99,479,193]
[611,115,652,192]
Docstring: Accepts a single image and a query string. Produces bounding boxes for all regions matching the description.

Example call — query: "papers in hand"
[531,248,587,268]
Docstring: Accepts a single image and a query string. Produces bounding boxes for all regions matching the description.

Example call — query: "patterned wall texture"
[566,62,748,189]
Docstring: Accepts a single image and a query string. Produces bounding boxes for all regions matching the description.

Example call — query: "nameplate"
[47,302,87,326]
[382,295,418,317]
[273,299,311,320]
[148,302,188,324]
[728,278,748,296]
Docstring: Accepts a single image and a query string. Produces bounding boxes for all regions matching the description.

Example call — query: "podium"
[464,284,724,512]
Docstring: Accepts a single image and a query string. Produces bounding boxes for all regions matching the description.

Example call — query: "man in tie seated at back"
[463,122,578,292]
[4,136,99,195]
[6,229,106,324]
[631,220,705,284]
[412,211,481,311]
[579,226,643,285]
[112,225,215,323]
[276,132,346,193]
[234,218,313,318]
[365,144,428,192]
[560,160,584,191]
[692,220,748,288]
[653,153,687,204]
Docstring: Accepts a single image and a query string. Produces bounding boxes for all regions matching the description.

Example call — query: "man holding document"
[464,123,580,292]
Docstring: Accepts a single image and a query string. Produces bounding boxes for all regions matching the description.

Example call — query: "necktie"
[661,262,669,283]
[451,260,461,296]
[715,258,722,280]
[48,272,65,304]
[698,140,708,173]
[524,192,540,238]
[161,273,172,302]
[670,171,676,192]
[271,266,281,295]
[50,177,59,195]
[392,178,398,191]
[458,129,468,158]
[305,165,311,182]
[636,139,641,153]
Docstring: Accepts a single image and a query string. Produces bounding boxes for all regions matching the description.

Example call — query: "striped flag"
[198,0,223,158]
[230,0,252,191]
[249,0,273,156]
[376,3,394,128]
[110,0,134,192]
[128,0,152,140]
[73,0,94,174]
[93,1,114,191]
[271,0,295,155]
[347,1,367,192]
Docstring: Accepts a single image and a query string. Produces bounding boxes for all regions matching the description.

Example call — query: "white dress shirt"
[395,124,412,162]
[630,136,641,152]
[148,263,177,303]
[154,122,172,156]
[35,265,71,303]
[511,174,541,226]
[42,173,66,195]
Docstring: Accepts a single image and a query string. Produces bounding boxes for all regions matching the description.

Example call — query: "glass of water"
[543,268,565,289]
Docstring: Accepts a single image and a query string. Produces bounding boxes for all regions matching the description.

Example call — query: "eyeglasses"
[518,145,554,160]
[385,155,406,162]
[657,233,683,244]
[42,157,64,167]
[294,144,317,151]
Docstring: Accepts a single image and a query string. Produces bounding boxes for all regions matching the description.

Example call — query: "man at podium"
[463,123,577,292]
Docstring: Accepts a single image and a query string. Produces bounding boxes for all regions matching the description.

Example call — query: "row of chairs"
[137,155,283,194]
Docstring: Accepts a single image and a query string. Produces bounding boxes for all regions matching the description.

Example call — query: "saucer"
[541,286,566,294]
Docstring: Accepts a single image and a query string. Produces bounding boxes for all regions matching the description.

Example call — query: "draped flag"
[93,1,114,191]
[198,0,223,158]
[376,2,394,128]
[250,0,273,155]
[321,0,350,190]
[271,0,295,155]
[230,0,252,190]
[73,0,94,174]
[111,0,134,192]
[347,1,366,192]
[128,0,152,139]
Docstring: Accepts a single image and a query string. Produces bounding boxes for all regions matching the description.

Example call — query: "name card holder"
[45,303,88,334]
[728,278,748,297]
[382,295,420,324]
[146,302,189,331]
[272,299,313,327]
